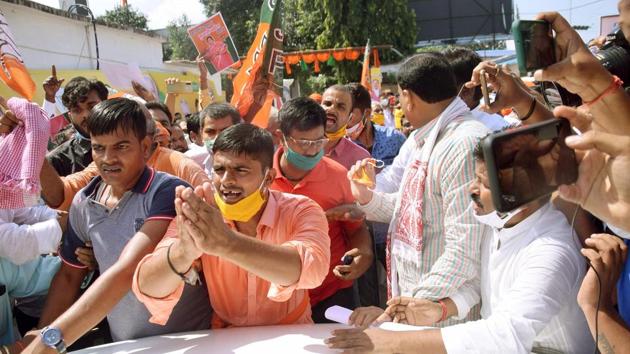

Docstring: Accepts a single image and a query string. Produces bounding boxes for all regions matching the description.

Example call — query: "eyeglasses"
[284,136,329,150]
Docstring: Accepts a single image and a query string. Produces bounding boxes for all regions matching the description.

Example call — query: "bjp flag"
[360,39,371,94]
[231,0,284,127]
[0,14,36,100]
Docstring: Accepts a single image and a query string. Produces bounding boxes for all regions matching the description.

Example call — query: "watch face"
[43,328,61,346]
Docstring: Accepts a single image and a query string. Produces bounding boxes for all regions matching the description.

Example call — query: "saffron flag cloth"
[0,13,36,100]
[360,39,371,95]
[231,0,284,127]
[0,98,50,209]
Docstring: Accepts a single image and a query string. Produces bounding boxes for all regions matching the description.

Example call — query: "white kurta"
[441,203,594,353]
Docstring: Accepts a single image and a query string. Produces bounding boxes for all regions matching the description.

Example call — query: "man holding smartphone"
[327,135,593,353]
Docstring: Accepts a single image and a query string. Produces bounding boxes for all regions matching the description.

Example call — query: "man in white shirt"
[327,136,593,354]
[184,103,241,175]
[0,206,62,265]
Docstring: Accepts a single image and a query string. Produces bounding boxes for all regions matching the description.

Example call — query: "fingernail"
[565,135,581,145]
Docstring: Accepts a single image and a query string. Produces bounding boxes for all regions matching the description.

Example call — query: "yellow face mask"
[326,124,347,140]
[213,172,268,222]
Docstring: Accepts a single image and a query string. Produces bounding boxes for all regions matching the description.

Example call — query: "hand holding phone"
[479,69,491,107]
[482,118,578,212]
[512,20,556,76]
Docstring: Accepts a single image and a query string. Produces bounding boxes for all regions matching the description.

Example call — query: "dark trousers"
[311,286,358,323]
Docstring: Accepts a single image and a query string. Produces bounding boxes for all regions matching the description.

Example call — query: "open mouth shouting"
[220,188,243,203]
[326,113,338,130]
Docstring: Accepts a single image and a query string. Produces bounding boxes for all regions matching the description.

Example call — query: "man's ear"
[274,129,285,146]
[141,135,153,160]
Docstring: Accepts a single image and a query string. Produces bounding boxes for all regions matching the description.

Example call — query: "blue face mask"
[285,146,324,171]
[74,129,90,142]
[204,138,216,153]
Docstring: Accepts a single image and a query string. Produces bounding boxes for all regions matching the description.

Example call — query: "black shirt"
[46,135,93,176]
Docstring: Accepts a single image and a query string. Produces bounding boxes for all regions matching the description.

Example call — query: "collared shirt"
[375,107,513,194]
[58,146,210,211]
[271,148,361,305]
[60,167,211,341]
[0,256,60,345]
[441,203,593,353]
[0,206,61,265]
[46,135,92,177]
[133,190,331,327]
[354,124,406,166]
[184,143,213,174]
[361,116,488,326]
[326,137,371,171]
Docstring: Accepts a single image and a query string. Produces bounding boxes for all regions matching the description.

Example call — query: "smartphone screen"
[513,20,556,75]
[484,119,578,212]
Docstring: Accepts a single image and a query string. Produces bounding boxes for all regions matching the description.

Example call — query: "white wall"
[1,1,179,72]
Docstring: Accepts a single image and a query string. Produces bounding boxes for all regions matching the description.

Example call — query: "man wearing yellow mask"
[133,124,331,328]
[321,85,371,170]
[270,97,373,323]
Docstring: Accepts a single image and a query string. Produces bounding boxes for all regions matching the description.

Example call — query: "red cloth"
[271,148,361,305]
[0,98,50,209]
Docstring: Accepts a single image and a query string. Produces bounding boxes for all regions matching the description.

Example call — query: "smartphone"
[479,69,491,107]
[481,118,578,213]
[512,20,556,76]
[166,81,193,94]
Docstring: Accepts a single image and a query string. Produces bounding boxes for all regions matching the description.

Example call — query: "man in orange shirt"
[270,97,373,323]
[132,124,330,327]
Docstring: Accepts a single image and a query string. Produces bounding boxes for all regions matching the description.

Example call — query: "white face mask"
[472,203,524,229]
[608,223,630,240]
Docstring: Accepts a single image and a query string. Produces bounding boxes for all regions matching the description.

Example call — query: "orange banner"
[0,14,36,100]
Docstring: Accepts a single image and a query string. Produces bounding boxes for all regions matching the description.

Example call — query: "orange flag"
[360,39,371,94]
[230,0,283,127]
[0,14,36,100]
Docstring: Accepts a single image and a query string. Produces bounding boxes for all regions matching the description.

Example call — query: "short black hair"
[325,84,355,108]
[212,123,274,170]
[397,52,458,103]
[347,83,371,111]
[87,98,147,140]
[442,47,483,102]
[186,113,200,136]
[145,101,173,123]
[61,77,108,110]
[279,97,326,136]
[473,138,486,161]
[199,103,241,133]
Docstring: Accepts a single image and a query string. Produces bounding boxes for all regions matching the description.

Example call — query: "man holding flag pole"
[231,0,284,128]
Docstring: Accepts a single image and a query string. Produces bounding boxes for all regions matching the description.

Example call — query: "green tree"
[97,5,148,30]
[165,15,198,61]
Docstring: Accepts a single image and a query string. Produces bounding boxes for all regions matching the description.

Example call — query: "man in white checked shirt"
[345,52,489,327]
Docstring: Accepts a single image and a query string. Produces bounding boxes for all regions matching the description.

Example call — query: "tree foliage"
[97,5,148,30]
[199,0,417,86]
[165,15,198,61]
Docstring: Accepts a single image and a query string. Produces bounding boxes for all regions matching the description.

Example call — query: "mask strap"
[367,159,385,169]
[456,84,466,99]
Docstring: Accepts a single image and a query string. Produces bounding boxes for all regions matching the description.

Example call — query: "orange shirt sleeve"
[176,154,211,188]
[132,220,185,325]
[268,199,331,302]
[58,163,99,211]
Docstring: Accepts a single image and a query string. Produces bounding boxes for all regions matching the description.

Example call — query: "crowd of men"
[0,7,629,354]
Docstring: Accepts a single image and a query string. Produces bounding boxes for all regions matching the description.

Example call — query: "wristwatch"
[41,327,68,354]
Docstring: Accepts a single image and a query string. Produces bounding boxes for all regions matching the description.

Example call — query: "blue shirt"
[355,123,406,166]
[618,239,630,326]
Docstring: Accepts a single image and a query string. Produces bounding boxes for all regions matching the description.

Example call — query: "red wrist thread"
[584,75,623,107]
